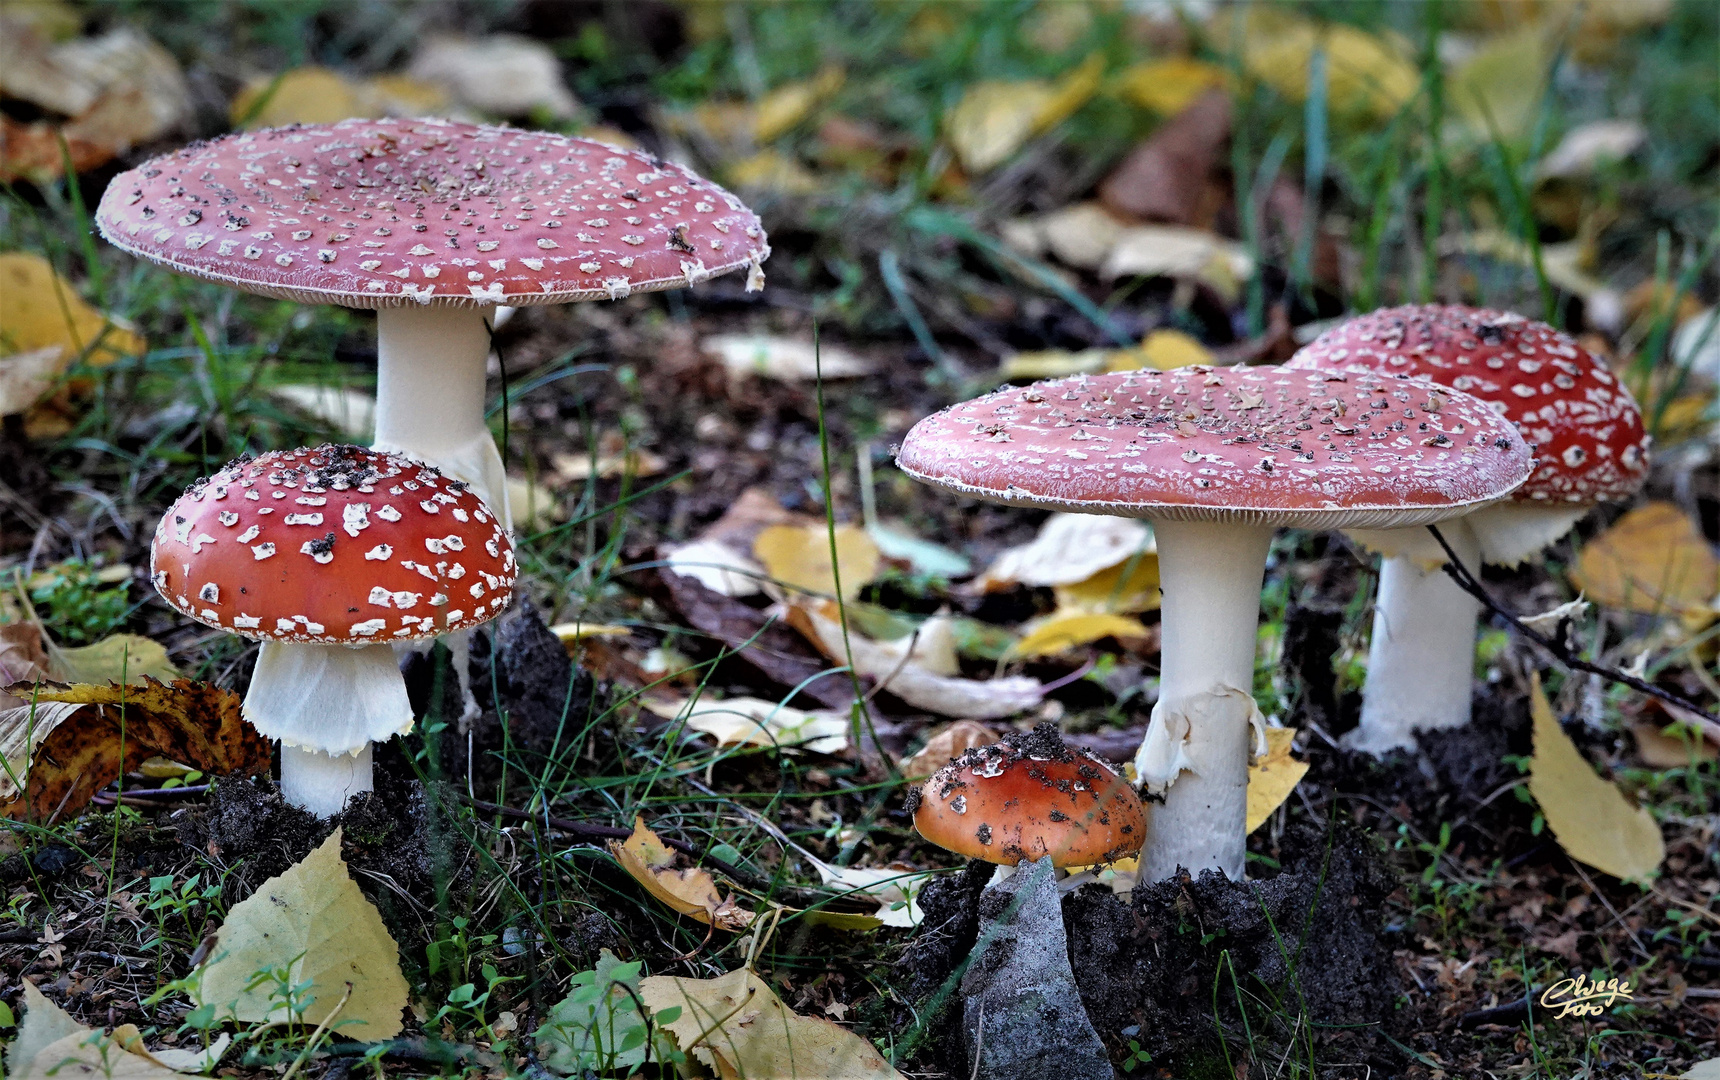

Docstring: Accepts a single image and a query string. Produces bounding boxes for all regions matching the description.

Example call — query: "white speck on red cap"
[1287,305,1650,505]
[152,444,516,643]
[97,118,769,309]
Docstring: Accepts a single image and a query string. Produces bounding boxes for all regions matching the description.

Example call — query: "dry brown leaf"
[1631,719,1717,769]
[0,24,189,181]
[0,678,269,821]
[753,524,881,602]
[901,720,1000,779]
[1527,673,1664,883]
[641,967,905,1080]
[1572,502,1719,617]
[1246,727,1309,832]
[610,817,755,932]
[0,622,50,712]
[1098,88,1230,226]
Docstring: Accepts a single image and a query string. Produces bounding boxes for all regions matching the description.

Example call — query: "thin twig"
[1426,525,1720,724]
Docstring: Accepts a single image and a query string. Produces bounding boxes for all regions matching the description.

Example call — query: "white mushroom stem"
[373,305,511,531]
[1349,518,1483,754]
[244,641,416,818]
[1343,504,1588,755]
[1134,520,1273,884]
[280,745,373,819]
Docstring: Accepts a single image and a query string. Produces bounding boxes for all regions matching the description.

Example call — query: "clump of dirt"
[1065,818,1401,1068]
[897,859,995,1075]
[176,763,446,949]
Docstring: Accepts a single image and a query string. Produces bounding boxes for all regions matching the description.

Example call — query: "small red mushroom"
[912,724,1145,870]
[98,118,770,527]
[152,444,516,816]
[1286,306,1651,752]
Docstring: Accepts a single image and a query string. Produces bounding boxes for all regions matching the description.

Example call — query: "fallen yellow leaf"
[640,967,905,1080]
[1526,673,1664,883]
[946,54,1102,174]
[49,632,179,685]
[755,66,846,142]
[1246,727,1309,832]
[230,66,361,126]
[1240,9,1417,121]
[976,513,1153,590]
[0,251,144,369]
[1009,612,1152,659]
[1447,26,1551,146]
[609,817,755,932]
[1052,548,1161,614]
[1129,328,1213,371]
[753,523,880,601]
[196,830,410,1039]
[1117,57,1228,116]
[725,150,823,195]
[1572,502,1719,616]
[643,694,850,755]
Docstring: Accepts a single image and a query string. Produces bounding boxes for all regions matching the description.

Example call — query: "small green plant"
[28,561,131,645]
[1120,1036,1153,1072]
[535,950,683,1076]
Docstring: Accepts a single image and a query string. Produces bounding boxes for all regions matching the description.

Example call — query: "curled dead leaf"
[610,817,756,932]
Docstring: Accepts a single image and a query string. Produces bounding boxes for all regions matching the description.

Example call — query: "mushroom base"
[1134,520,1273,884]
[244,641,416,759]
[1349,518,1483,754]
[280,743,373,818]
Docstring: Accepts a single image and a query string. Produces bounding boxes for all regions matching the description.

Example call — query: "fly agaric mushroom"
[912,723,1145,869]
[897,365,1534,881]
[1287,306,1651,753]
[96,117,769,527]
[152,444,516,817]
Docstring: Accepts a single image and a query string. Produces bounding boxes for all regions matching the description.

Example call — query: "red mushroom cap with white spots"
[1286,305,1650,505]
[895,365,1534,529]
[151,445,515,644]
[96,117,769,308]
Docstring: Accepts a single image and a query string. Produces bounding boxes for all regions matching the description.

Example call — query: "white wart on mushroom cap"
[95,117,770,307]
[151,444,516,644]
[894,364,1535,525]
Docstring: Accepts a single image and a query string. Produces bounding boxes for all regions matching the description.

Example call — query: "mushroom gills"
[372,305,510,532]
[243,640,416,798]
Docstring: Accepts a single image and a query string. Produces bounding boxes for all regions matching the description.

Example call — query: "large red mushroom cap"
[96,118,769,308]
[895,365,1533,529]
[1286,305,1650,505]
[151,445,516,644]
[912,723,1145,868]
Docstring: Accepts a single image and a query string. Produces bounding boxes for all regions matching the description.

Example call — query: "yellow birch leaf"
[1008,612,1152,659]
[1128,328,1213,371]
[947,81,1056,173]
[230,67,364,128]
[642,694,850,754]
[1242,10,1416,121]
[1246,727,1308,832]
[1448,26,1550,146]
[0,252,144,368]
[49,633,180,685]
[609,817,755,932]
[1526,673,1664,883]
[753,523,880,601]
[1053,549,1161,614]
[755,66,846,143]
[195,830,409,1039]
[1117,57,1228,116]
[640,968,905,1080]
[725,150,823,195]
[1571,502,1719,616]
[1033,52,1105,132]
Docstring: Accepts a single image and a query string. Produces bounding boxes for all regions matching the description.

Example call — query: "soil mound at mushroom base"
[1066,818,1401,1069]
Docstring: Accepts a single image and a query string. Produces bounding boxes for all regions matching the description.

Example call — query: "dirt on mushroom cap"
[95,117,769,308]
[1286,304,1651,505]
[151,444,515,645]
[913,722,1145,868]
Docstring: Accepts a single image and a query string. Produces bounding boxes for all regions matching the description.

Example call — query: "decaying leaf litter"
[1,1,1717,1078]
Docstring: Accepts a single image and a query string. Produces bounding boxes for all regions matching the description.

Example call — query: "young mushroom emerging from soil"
[1287,306,1650,754]
[897,365,1534,882]
[911,723,1145,875]
[152,444,516,816]
[96,117,770,528]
